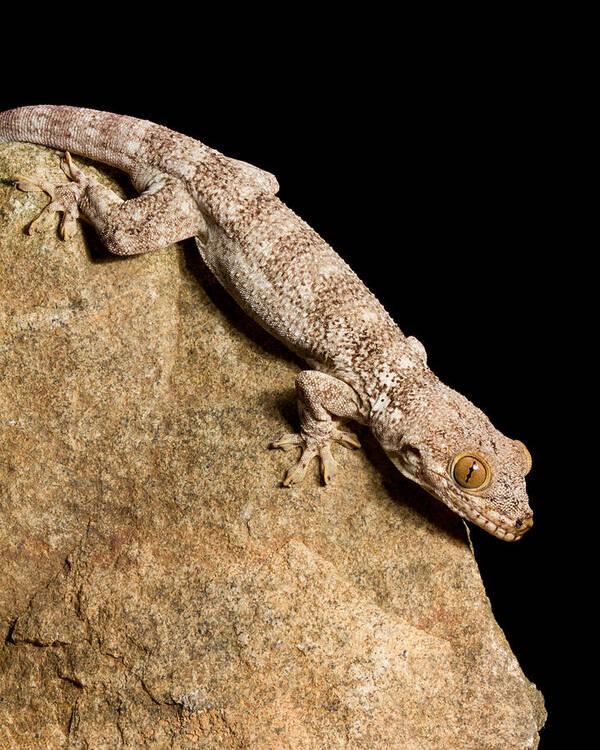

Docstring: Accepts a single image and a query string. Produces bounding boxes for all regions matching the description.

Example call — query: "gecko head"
[375,384,534,541]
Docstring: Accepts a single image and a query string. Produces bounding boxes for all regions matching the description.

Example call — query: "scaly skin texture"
[0,105,534,541]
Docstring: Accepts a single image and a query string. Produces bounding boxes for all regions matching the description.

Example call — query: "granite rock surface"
[0,144,545,748]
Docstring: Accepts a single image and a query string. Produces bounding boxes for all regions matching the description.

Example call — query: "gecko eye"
[451,453,490,490]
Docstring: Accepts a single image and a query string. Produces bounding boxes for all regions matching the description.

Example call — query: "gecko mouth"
[422,485,533,542]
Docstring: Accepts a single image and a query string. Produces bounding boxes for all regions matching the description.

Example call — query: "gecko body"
[0,105,534,541]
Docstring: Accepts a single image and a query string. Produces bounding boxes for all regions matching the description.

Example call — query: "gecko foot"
[12,153,85,240]
[271,428,361,487]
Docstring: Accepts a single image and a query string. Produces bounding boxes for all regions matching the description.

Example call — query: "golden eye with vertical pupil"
[451,453,490,490]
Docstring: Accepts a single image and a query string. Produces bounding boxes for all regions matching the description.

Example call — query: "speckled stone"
[0,143,545,749]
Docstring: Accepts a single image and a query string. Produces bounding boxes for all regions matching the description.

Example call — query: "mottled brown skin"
[0,105,534,541]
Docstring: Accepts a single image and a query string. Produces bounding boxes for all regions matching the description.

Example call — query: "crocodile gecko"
[0,105,534,541]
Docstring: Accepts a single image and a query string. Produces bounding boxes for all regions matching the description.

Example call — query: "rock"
[0,143,545,749]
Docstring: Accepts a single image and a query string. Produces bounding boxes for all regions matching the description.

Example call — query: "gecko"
[0,105,534,541]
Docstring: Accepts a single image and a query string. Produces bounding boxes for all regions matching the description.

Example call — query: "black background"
[1,24,580,746]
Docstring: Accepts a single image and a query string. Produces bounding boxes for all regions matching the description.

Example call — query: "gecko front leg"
[271,370,365,486]
[13,153,205,254]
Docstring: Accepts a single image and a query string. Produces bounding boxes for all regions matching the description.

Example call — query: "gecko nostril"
[515,517,534,531]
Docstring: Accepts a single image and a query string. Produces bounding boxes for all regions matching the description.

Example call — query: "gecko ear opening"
[402,445,422,470]
[514,440,532,475]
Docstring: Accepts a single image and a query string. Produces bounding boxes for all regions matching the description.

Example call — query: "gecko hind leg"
[13,152,84,240]
[13,152,206,255]
[271,370,363,487]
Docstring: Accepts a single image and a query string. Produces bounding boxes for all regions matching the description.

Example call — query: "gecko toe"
[28,201,62,234]
[59,208,79,240]
[333,428,361,449]
[12,173,55,195]
[60,152,87,185]
[271,433,304,452]
[282,448,317,487]
[319,444,338,484]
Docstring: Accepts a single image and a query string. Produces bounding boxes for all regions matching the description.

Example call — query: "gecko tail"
[1,105,280,203]
[0,105,136,171]
[0,105,175,175]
